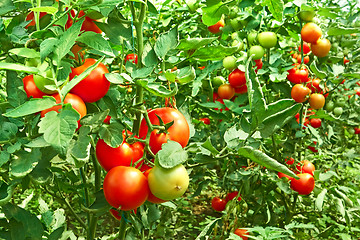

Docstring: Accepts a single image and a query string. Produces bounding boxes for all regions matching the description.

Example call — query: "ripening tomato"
[310,118,321,128]
[296,160,315,176]
[40,93,87,118]
[301,23,322,44]
[311,38,331,58]
[144,169,167,204]
[225,191,242,202]
[290,173,315,195]
[217,84,235,100]
[96,132,144,172]
[78,10,102,33]
[211,197,227,211]
[22,75,47,98]
[69,58,110,103]
[138,108,190,155]
[234,228,249,240]
[298,42,311,54]
[291,84,311,103]
[125,53,138,64]
[309,93,325,109]
[287,64,309,84]
[306,78,322,93]
[103,166,149,211]
[208,19,225,34]
[228,69,246,88]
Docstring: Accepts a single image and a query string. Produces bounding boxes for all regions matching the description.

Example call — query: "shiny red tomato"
[225,191,242,202]
[22,75,47,98]
[211,197,227,211]
[96,131,144,172]
[69,58,110,103]
[217,84,235,99]
[144,169,167,204]
[103,115,111,124]
[208,19,225,34]
[296,160,315,176]
[291,84,311,103]
[234,228,249,240]
[103,166,149,211]
[287,64,309,84]
[138,108,190,155]
[285,157,294,165]
[254,59,263,71]
[228,68,246,88]
[78,10,102,33]
[125,53,138,64]
[310,118,321,128]
[298,42,311,54]
[306,78,322,93]
[290,173,315,195]
[355,127,360,134]
[40,93,87,118]
[234,84,248,95]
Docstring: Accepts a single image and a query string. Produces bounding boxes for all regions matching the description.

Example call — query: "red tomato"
[234,228,249,240]
[211,197,227,211]
[95,132,144,172]
[290,173,315,195]
[301,23,322,44]
[343,57,349,65]
[217,84,235,99]
[199,117,210,125]
[103,115,111,124]
[287,64,309,84]
[234,84,248,95]
[306,78,322,93]
[298,42,311,54]
[208,19,225,34]
[225,191,242,202]
[356,89,360,96]
[22,75,47,98]
[285,157,294,165]
[144,169,167,204]
[291,84,311,103]
[125,53,138,64]
[109,208,137,220]
[307,145,318,153]
[228,69,246,88]
[309,93,325,109]
[69,58,110,103]
[355,127,360,134]
[138,108,190,155]
[278,172,293,181]
[25,12,47,28]
[310,118,321,128]
[295,113,300,119]
[295,54,310,64]
[296,160,315,176]
[103,166,149,211]
[254,59,263,70]
[40,93,87,118]
[78,10,102,33]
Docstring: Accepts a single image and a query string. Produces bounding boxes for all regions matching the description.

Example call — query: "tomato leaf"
[29,147,55,184]
[195,218,221,240]
[3,97,56,118]
[142,42,159,67]
[40,38,59,62]
[10,148,41,178]
[201,2,227,26]
[310,61,327,79]
[66,126,91,168]
[327,27,360,36]
[238,146,298,179]
[0,0,15,16]
[80,110,110,127]
[201,136,219,155]
[98,122,124,148]
[9,48,40,58]
[156,141,187,169]
[261,0,284,22]
[98,15,132,45]
[131,66,155,79]
[0,181,17,206]
[76,31,115,57]
[154,28,179,59]
[0,122,18,142]
[137,80,178,97]
[191,45,239,61]
[315,189,327,211]
[177,37,217,51]
[86,190,111,216]
[0,63,39,74]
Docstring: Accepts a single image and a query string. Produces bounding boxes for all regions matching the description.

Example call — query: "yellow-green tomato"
[248,45,265,60]
[33,69,56,94]
[212,76,226,88]
[299,10,315,22]
[247,31,258,45]
[223,56,237,71]
[258,32,277,48]
[148,164,189,200]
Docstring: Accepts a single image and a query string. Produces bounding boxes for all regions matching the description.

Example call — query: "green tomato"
[247,31,258,45]
[257,32,277,48]
[335,98,346,107]
[148,164,189,200]
[33,69,56,94]
[230,18,243,31]
[212,76,226,88]
[333,107,343,116]
[228,6,239,19]
[223,56,237,71]
[231,32,239,40]
[248,45,265,60]
[231,40,244,52]
[299,10,315,22]
[25,58,40,68]
[325,101,335,112]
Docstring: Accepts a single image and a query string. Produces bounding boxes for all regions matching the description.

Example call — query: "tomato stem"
[118,211,128,239]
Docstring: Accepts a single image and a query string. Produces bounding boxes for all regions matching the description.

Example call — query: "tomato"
[310,118,321,128]
[290,173,315,195]
[295,54,310,64]
[234,228,249,240]
[147,164,189,200]
[225,191,242,202]
[257,32,277,48]
[278,172,294,181]
[311,38,331,58]
[298,42,311,54]
[212,76,226,88]
[95,132,144,172]
[287,64,309,84]
[208,19,224,34]
[69,58,110,103]
[344,57,350,65]
[230,17,243,31]
[40,93,87,118]
[78,11,102,34]
[138,108,190,155]
[217,84,235,100]
[301,23,322,44]
[25,11,47,28]
[223,56,237,71]
[199,117,210,125]
[325,101,335,112]
[299,10,315,22]
[22,75,47,98]
[254,59,263,70]
[356,89,360,96]
[285,157,294,165]
[144,169,167,204]
[103,166,149,211]
[354,127,360,134]
[309,93,325,109]
[333,107,343,116]
[247,32,258,45]
[296,160,315,176]
[248,45,265,60]
[291,84,311,103]
[33,69,56,94]
[306,78,322,93]
[234,84,248,95]
[211,197,227,211]
[103,115,111,124]
[125,53,138,65]
[228,69,246,88]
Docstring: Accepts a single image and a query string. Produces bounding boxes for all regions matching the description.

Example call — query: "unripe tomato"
[291,84,311,103]
[325,101,335,112]
[333,107,343,116]
[257,32,277,48]
[223,56,237,70]
[208,19,224,34]
[211,197,227,211]
[33,69,56,94]
[311,38,331,58]
[228,69,246,88]
[217,84,235,99]
[301,23,322,44]
[299,10,315,22]
[309,93,325,109]
[248,45,265,60]
[310,118,321,128]
[22,75,47,98]
[212,76,226,88]
[103,166,149,211]
[290,173,315,195]
[247,32,258,45]
[234,228,249,240]
[296,160,315,176]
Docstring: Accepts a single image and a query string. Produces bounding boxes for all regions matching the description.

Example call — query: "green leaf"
[87,190,111,216]
[38,104,79,155]
[343,72,360,78]
[142,42,159,67]
[177,37,217,51]
[310,61,327,79]
[156,141,188,169]
[10,148,41,178]
[48,227,65,240]
[201,137,219,155]
[261,0,284,21]
[97,18,131,45]
[0,122,18,142]
[201,2,227,26]
[0,0,15,16]
[328,27,360,36]
[334,188,353,207]
[137,80,178,98]
[0,151,10,168]
[154,28,178,59]
[66,126,91,168]
[3,97,57,118]
[9,48,40,58]
[319,170,339,181]
[105,72,131,84]
[0,181,17,206]
[238,146,298,178]
[29,6,58,14]
[131,66,155,79]
[191,45,239,61]
[195,218,221,240]
[335,197,345,217]
[80,110,109,127]
[40,38,59,62]
[76,31,115,57]
[29,147,55,184]
[315,189,327,211]
[224,125,250,148]
[0,63,39,74]
[98,122,124,148]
